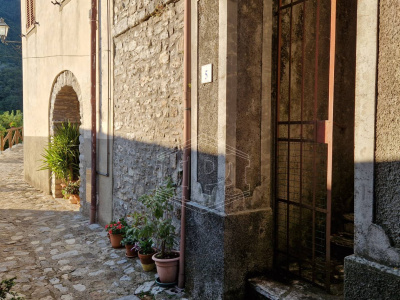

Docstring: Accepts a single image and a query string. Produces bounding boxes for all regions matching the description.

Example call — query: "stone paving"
[0,145,186,300]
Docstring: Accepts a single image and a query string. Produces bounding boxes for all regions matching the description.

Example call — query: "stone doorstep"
[248,277,343,300]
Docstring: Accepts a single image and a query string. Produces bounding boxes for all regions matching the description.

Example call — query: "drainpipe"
[178,0,191,289]
[90,0,98,224]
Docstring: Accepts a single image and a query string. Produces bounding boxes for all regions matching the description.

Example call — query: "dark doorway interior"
[273,0,357,293]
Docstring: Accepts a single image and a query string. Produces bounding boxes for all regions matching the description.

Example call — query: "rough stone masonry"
[112,0,184,220]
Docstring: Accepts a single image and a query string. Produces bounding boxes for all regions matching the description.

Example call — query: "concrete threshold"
[248,276,343,300]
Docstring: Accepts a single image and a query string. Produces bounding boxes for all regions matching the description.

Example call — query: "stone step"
[331,232,354,249]
[248,276,343,300]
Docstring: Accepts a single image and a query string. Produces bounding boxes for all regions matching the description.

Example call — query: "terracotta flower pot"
[138,250,156,271]
[152,251,180,283]
[109,233,123,248]
[69,194,80,204]
[125,244,138,258]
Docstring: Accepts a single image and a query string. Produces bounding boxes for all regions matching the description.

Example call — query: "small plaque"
[201,64,213,84]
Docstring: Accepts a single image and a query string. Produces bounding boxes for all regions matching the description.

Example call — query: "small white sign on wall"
[201,64,213,84]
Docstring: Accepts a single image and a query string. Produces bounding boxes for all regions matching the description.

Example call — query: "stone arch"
[49,70,83,135]
[48,70,84,198]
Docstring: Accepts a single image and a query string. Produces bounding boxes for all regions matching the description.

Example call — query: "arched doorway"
[49,71,84,198]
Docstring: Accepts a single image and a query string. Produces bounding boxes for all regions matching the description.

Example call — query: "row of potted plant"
[105,179,179,284]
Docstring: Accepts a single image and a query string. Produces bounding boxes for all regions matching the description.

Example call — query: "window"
[26,0,35,30]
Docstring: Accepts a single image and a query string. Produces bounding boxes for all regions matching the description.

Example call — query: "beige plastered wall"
[21,0,113,224]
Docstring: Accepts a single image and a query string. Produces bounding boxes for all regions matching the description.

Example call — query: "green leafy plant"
[134,237,154,255]
[0,110,23,135]
[0,277,24,300]
[121,233,137,246]
[39,122,80,181]
[0,111,23,150]
[63,179,80,195]
[138,178,176,258]
[125,212,154,254]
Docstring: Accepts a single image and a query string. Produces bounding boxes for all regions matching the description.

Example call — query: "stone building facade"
[22,0,400,299]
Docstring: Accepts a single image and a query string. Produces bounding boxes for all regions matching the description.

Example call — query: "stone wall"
[346,0,400,298]
[196,0,219,199]
[235,0,263,196]
[112,0,184,219]
[185,1,274,298]
[375,0,400,248]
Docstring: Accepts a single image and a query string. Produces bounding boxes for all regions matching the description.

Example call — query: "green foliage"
[0,110,23,134]
[0,67,22,113]
[138,178,176,258]
[122,213,144,246]
[63,179,80,195]
[0,0,22,113]
[135,238,154,255]
[0,277,24,300]
[121,233,136,246]
[40,122,80,181]
[126,212,154,254]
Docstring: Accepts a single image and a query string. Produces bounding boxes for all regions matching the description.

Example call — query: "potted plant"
[131,213,157,271]
[122,232,138,258]
[40,122,80,182]
[105,218,127,248]
[61,185,70,199]
[135,237,156,271]
[121,215,141,258]
[63,179,80,204]
[139,178,179,283]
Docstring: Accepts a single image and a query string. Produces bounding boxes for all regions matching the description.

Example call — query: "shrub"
[138,178,176,258]
[63,179,80,195]
[0,110,23,134]
[40,122,80,181]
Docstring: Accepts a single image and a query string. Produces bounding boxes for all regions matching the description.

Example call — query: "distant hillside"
[0,0,22,113]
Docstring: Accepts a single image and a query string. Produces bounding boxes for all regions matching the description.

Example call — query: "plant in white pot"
[139,178,179,284]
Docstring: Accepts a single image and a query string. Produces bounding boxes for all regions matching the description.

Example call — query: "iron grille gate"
[274,0,336,291]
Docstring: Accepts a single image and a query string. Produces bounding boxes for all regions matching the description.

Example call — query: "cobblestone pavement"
[0,145,186,300]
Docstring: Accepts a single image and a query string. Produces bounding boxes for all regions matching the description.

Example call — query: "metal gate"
[274,0,336,291]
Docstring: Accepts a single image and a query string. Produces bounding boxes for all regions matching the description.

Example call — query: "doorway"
[49,71,83,199]
[273,0,356,292]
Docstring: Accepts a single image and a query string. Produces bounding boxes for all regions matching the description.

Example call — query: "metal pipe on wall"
[90,0,98,224]
[178,0,191,289]
[96,0,112,178]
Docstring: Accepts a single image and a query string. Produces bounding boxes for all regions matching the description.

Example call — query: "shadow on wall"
[74,127,267,219]
[90,131,268,221]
